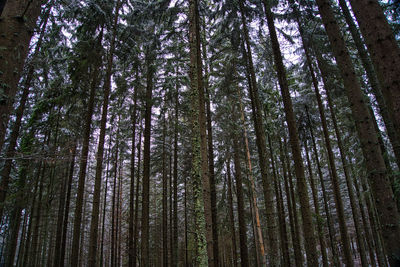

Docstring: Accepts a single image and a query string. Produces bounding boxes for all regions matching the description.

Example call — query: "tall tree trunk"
[162,115,168,267]
[133,125,143,267]
[278,138,303,267]
[59,142,77,266]
[232,136,249,266]
[237,85,265,265]
[0,5,50,219]
[129,70,139,267]
[262,0,318,264]
[70,30,103,267]
[188,0,215,265]
[111,138,119,267]
[315,1,400,264]
[87,2,120,265]
[338,0,400,170]
[349,0,400,149]
[0,0,43,150]
[140,45,156,266]
[172,80,179,266]
[226,159,238,267]
[323,88,369,266]
[268,134,290,266]
[303,140,329,267]
[238,1,279,264]
[201,20,219,265]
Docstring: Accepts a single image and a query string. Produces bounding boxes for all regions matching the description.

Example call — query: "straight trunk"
[315,1,400,264]
[238,1,279,263]
[349,0,400,154]
[188,0,215,265]
[70,30,103,266]
[133,125,143,267]
[263,1,318,264]
[232,136,249,266]
[140,47,156,266]
[87,2,120,265]
[0,0,43,150]
[338,0,400,170]
[226,159,238,267]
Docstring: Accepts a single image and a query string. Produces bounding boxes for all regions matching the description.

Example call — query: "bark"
[202,26,219,265]
[162,115,168,267]
[133,126,142,267]
[262,1,318,265]
[129,70,139,267]
[140,47,156,267]
[111,139,119,267]
[188,0,214,265]
[237,85,265,265]
[70,30,103,266]
[268,134,290,266]
[315,1,400,264]
[0,5,50,220]
[278,138,303,267]
[338,0,400,170]
[172,82,179,266]
[324,89,369,266]
[0,0,44,150]
[226,159,238,267]
[349,0,400,157]
[59,143,77,266]
[238,1,279,264]
[303,140,329,267]
[87,2,120,265]
[232,136,249,266]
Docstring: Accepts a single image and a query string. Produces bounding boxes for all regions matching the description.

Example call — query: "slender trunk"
[52,163,69,267]
[172,82,179,266]
[162,115,168,267]
[278,138,303,267]
[201,20,219,265]
[226,159,238,267]
[188,0,214,265]
[133,125,142,267]
[129,70,139,267]
[0,0,43,150]
[268,135,290,266]
[70,30,104,266]
[324,88,369,266]
[232,135,249,266]
[303,140,329,267]
[59,142,77,266]
[237,86,265,265]
[140,46,156,266]
[87,3,120,265]
[111,140,119,267]
[238,1,279,263]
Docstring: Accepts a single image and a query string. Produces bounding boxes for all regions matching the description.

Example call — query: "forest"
[0,0,400,266]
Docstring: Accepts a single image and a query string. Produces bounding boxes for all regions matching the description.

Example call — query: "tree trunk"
[349,0,400,154]
[262,1,318,265]
[315,1,400,264]
[87,2,120,265]
[140,46,156,267]
[162,115,168,267]
[188,0,215,265]
[303,140,329,267]
[278,138,303,267]
[226,159,238,267]
[232,136,249,266]
[172,80,179,266]
[70,29,103,266]
[238,1,279,264]
[0,0,44,150]
[338,0,400,170]
[133,125,143,267]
